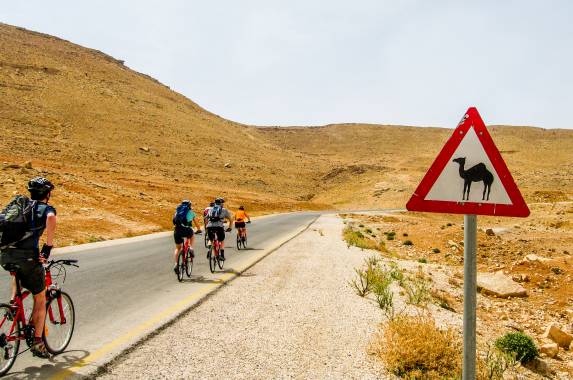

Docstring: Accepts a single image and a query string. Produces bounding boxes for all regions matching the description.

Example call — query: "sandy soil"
[97,215,386,379]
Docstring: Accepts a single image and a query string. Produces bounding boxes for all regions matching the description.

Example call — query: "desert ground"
[1,22,571,246]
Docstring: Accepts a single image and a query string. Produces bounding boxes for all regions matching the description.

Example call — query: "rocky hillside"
[1,23,572,245]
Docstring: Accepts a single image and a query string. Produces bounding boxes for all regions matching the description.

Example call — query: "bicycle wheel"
[176,250,184,282]
[204,233,209,248]
[243,234,248,249]
[0,305,19,376]
[43,292,75,355]
[208,247,216,273]
[236,234,241,250]
[185,247,193,277]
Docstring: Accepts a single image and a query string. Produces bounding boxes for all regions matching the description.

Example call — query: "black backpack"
[0,195,38,249]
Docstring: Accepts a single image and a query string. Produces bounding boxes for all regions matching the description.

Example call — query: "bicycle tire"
[43,291,75,355]
[208,247,216,273]
[243,235,248,249]
[236,234,241,250]
[0,304,19,376]
[176,250,184,282]
[204,233,209,248]
[217,253,224,270]
[185,247,193,277]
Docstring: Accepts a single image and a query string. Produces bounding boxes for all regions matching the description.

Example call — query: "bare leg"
[32,290,47,338]
[174,243,182,265]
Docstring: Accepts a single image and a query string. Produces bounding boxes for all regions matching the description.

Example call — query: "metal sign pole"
[463,214,477,380]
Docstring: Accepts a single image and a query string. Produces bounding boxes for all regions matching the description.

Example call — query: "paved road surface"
[0,212,318,379]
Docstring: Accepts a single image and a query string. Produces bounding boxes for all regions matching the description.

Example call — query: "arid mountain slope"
[1,23,572,245]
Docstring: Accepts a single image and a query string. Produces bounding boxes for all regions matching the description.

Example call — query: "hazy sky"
[2,1,572,128]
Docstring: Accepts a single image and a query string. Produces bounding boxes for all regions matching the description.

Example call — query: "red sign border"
[406,107,530,217]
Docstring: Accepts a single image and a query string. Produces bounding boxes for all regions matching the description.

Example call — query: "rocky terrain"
[342,208,573,378]
[1,22,572,250]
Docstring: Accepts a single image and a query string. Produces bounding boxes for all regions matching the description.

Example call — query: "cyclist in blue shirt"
[172,200,202,275]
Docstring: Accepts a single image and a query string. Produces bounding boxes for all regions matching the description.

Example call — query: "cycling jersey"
[235,210,248,222]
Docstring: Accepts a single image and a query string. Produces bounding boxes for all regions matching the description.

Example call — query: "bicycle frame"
[1,264,69,349]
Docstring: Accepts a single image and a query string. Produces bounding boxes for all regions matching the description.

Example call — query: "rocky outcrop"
[542,323,573,348]
[477,272,527,298]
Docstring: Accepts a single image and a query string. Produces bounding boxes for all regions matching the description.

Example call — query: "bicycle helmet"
[28,177,54,200]
[182,200,191,206]
[239,206,245,210]
[215,197,225,204]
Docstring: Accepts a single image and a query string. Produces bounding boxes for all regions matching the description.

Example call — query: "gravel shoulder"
[97,215,386,379]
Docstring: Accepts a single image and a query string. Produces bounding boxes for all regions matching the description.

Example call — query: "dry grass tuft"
[343,226,386,252]
[370,315,462,379]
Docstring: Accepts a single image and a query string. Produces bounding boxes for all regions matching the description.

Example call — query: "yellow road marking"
[49,272,234,380]
[49,217,317,380]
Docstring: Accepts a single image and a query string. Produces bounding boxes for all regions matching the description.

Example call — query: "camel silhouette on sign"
[452,157,494,201]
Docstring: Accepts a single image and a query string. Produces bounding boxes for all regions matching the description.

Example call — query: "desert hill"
[1,23,572,245]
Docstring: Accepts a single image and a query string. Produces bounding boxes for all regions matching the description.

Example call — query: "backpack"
[208,205,223,222]
[173,202,191,227]
[0,195,37,249]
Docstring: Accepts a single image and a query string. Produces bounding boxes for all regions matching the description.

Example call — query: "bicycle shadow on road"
[4,349,89,379]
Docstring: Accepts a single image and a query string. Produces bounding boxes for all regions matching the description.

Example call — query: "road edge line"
[50,215,320,380]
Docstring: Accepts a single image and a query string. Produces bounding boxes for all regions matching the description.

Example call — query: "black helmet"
[239,205,245,210]
[182,200,191,206]
[209,202,215,207]
[28,177,54,200]
[215,197,225,204]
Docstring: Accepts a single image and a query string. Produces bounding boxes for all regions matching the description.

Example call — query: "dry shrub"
[343,226,386,252]
[430,288,456,312]
[371,315,462,379]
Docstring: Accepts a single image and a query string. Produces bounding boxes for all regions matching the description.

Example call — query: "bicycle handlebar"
[46,259,79,270]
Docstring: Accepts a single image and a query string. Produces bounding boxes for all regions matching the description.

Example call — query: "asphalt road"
[0,212,319,379]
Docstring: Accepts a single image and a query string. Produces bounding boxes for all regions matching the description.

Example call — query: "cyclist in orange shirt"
[234,206,251,241]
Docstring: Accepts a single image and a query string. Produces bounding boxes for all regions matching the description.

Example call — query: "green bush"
[432,248,441,254]
[404,276,431,306]
[418,258,428,264]
[494,332,538,364]
[387,235,395,241]
[402,233,408,237]
[447,222,453,227]
[359,224,365,228]
[403,240,413,246]
[365,228,373,234]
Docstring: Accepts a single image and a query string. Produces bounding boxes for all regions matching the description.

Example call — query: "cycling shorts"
[174,226,194,245]
[207,226,225,242]
[235,221,246,229]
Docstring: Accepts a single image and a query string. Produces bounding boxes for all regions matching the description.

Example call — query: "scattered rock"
[23,161,32,169]
[540,343,559,358]
[550,267,564,275]
[5,178,15,184]
[526,254,550,263]
[485,228,495,236]
[447,240,460,251]
[542,323,573,348]
[2,163,20,170]
[224,162,232,168]
[512,274,530,283]
[524,357,552,377]
[477,272,528,298]
[139,146,150,152]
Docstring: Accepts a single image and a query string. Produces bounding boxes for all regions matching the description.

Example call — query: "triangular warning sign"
[406,107,530,217]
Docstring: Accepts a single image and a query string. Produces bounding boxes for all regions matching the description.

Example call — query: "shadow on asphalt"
[5,349,89,379]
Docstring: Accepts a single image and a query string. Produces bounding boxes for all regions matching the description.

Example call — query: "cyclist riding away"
[203,202,214,227]
[234,205,251,239]
[206,197,233,261]
[172,200,202,275]
[0,177,56,358]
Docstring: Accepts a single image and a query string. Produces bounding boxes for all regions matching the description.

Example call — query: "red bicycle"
[176,234,196,282]
[0,259,78,375]
[236,221,251,251]
[207,232,224,273]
